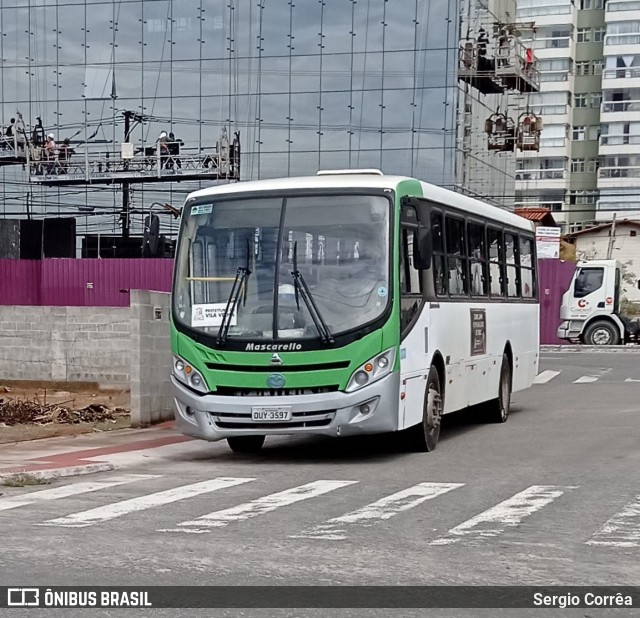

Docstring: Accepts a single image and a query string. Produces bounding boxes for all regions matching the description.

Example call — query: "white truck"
[557,259,640,346]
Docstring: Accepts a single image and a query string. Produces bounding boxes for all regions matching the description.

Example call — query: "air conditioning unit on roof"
[317,169,384,176]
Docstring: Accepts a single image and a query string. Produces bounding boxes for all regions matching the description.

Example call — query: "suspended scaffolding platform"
[0,139,28,166]
[459,42,505,95]
[495,37,539,93]
[459,34,539,95]
[29,131,240,187]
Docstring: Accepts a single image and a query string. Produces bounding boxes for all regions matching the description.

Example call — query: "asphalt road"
[2,351,639,617]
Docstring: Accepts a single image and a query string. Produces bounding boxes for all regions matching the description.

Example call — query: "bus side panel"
[422,301,538,416]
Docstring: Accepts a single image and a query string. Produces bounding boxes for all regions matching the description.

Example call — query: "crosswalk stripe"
[574,375,599,384]
[430,485,576,546]
[165,480,357,533]
[294,482,464,540]
[574,368,612,384]
[37,477,254,528]
[533,370,561,385]
[586,495,640,548]
[0,475,158,513]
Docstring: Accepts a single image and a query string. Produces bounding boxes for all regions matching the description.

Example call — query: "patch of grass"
[1,473,51,487]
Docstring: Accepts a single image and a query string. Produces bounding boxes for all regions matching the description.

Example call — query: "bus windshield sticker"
[377,286,388,298]
[470,309,486,356]
[400,348,407,360]
[192,303,237,327]
[190,204,213,216]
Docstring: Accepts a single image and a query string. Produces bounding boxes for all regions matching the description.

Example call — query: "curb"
[541,345,640,353]
[0,462,115,483]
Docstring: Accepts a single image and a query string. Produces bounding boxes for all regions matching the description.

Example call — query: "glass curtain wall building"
[0,0,518,242]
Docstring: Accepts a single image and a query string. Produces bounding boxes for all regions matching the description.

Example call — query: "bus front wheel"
[406,365,443,452]
[227,435,266,454]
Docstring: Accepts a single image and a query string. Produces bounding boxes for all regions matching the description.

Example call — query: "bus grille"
[205,361,350,373]
[214,385,339,397]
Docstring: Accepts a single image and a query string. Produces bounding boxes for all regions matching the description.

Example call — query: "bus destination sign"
[470,309,486,356]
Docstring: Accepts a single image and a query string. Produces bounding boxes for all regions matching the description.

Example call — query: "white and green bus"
[171,170,539,453]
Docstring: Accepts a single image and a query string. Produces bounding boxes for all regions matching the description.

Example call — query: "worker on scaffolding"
[156,131,170,169]
[3,118,16,150]
[477,28,489,58]
[44,133,58,175]
[31,117,45,148]
[168,132,184,170]
[497,28,510,68]
[15,114,27,153]
[30,117,46,174]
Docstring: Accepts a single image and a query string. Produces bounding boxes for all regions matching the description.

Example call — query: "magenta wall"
[538,259,577,345]
[0,259,173,307]
[1,258,577,341]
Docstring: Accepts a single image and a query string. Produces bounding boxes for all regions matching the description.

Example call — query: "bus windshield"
[173,193,391,342]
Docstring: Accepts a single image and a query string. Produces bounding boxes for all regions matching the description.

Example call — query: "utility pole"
[606,213,617,260]
[121,111,133,239]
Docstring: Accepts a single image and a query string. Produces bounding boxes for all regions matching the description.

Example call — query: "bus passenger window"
[505,233,521,298]
[519,236,536,298]
[400,228,422,295]
[400,226,424,333]
[446,216,468,296]
[431,211,447,296]
[468,222,487,296]
[487,228,504,298]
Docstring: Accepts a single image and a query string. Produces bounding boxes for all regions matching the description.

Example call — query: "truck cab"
[557,259,640,345]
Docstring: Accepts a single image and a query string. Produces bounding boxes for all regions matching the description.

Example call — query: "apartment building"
[514,0,607,231]
[599,0,640,221]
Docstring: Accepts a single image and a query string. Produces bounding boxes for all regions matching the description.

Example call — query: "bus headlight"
[172,355,209,394]
[346,348,396,393]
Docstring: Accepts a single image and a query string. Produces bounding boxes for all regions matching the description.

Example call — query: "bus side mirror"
[637,280,640,291]
[413,227,432,270]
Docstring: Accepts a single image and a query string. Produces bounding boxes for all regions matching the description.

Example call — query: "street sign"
[535,226,561,259]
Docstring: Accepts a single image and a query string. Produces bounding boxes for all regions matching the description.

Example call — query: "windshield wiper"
[291,241,334,345]
[217,239,252,345]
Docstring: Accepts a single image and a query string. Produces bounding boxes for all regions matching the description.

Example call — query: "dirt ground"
[0,381,131,445]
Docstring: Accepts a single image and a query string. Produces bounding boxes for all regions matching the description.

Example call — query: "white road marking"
[295,482,464,540]
[573,368,612,384]
[430,485,576,546]
[533,370,561,385]
[586,495,640,548]
[37,477,254,528]
[0,475,158,512]
[574,375,599,384]
[624,378,640,383]
[167,480,356,533]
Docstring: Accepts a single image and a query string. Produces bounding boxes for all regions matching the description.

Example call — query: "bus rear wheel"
[227,435,265,453]
[406,365,443,452]
[486,353,512,423]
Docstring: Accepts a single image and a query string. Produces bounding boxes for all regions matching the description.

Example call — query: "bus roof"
[187,173,534,232]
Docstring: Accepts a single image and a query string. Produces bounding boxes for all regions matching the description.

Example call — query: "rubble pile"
[0,397,129,426]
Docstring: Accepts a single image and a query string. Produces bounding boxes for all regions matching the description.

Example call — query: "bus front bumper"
[171,372,401,442]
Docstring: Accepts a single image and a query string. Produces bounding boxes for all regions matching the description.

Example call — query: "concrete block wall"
[0,306,130,384]
[575,229,640,301]
[129,290,173,427]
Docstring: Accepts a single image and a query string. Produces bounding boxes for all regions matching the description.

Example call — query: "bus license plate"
[251,406,292,422]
